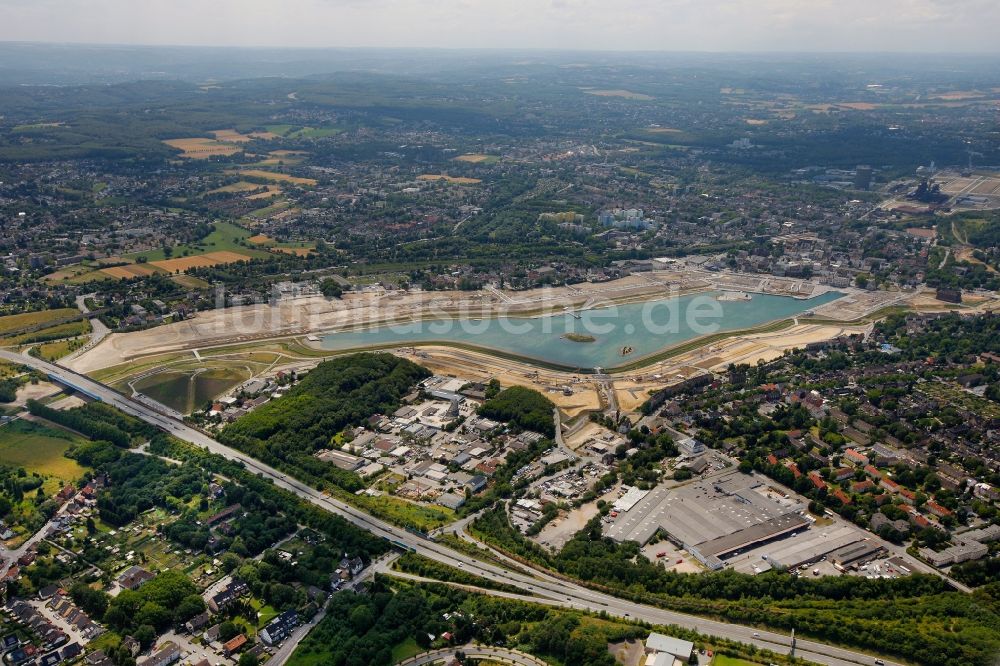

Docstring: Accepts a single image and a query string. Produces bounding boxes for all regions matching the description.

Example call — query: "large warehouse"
[605,470,809,569]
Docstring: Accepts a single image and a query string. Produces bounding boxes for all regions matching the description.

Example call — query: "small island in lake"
[563,333,596,343]
[621,345,634,356]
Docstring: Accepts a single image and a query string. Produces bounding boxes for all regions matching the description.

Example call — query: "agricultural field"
[246,201,295,219]
[205,181,277,195]
[0,420,88,491]
[247,235,314,256]
[417,174,482,184]
[0,309,79,336]
[452,153,498,163]
[255,149,308,166]
[125,221,270,263]
[210,128,276,143]
[171,274,211,289]
[261,125,342,139]
[42,263,98,284]
[162,137,243,159]
[237,169,317,186]
[101,263,163,279]
[0,319,91,347]
[151,250,254,273]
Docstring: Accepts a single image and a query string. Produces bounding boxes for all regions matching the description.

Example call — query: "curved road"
[399,645,545,666]
[0,350,898,666]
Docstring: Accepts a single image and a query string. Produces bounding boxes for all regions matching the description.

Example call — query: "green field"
[389,638,422,663]
[0,420,88,485]
[349,492,456,532]
[712,656,765,666]
[133,366,250,414]
[125,221,269,262]
[264,124,298,136]
[0,308,79,336]
[32,337,87,361]
[264,124,341,139]
[1,319,91,346]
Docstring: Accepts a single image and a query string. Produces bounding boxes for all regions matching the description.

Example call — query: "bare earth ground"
[12,380,61,407]
[563,421,610,452]
[533,502,601,552]
[65,271,916,417]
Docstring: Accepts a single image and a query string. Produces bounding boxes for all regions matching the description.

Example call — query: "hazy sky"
[2,0,999,52]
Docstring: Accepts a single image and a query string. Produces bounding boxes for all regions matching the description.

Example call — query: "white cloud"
[0,0,998,51]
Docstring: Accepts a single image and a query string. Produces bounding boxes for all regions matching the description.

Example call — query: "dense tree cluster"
[103,570,205,635]
[220,353,430,491]
[478,386,555,437]
[26,400,145,447]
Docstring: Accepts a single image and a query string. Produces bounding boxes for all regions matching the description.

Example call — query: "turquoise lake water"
[319,290,844,369]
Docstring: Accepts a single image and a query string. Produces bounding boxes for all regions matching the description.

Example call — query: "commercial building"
[606,470,808,570]
[644,632,694,666]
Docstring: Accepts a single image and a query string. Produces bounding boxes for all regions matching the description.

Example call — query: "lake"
[318,290,844,370]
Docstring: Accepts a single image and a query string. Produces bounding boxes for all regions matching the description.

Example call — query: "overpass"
[0,349,898,666]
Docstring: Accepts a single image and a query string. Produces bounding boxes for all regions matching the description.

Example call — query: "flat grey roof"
[696,513,810,558]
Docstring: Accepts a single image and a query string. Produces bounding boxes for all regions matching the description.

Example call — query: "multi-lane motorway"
[1,350,898,666]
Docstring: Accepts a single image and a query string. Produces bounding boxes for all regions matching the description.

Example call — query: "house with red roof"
[833,467,855,482]
[851,479,875,494]
[833,488,852,505]
[843,448,869,466]
[880,477,901,494]
[925,500,952,518]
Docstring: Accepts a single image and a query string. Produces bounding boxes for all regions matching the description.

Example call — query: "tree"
[238,654,258,666]
[219,621,240,642]
[350,604,375,633]
[319,278,343,299]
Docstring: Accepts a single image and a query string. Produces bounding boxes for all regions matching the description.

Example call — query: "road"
[1,350,902,666]
[0,496,76,577]
[62,294,111,364]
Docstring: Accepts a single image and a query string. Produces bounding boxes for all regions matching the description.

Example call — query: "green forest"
[478,385,556,437]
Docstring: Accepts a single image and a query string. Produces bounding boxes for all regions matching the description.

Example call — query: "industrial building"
[605,470,809,569]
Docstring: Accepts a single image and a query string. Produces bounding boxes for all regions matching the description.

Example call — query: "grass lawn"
[32,337,87,361]
[0,420,88,484]
[125,221,269,262]
[0,309,79,336]
[256,604,280,628]
[390,638,423,663]
[712,656,765,666]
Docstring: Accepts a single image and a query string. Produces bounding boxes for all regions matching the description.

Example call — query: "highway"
[0,349,900,666]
